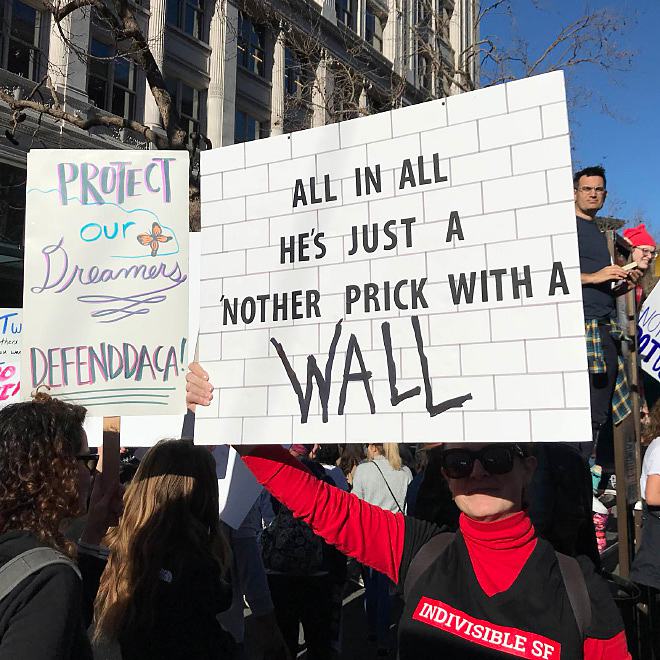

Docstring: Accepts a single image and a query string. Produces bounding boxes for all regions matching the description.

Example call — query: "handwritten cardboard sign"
[196,72,591,444]
[22,150,189,416]
[0,309,21,408]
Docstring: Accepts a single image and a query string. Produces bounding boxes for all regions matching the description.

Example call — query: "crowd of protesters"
[0,164,659,660]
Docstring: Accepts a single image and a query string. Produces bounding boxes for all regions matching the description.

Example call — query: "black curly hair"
[0,393,87,554]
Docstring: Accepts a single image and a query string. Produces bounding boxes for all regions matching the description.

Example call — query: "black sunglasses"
[440,444,525,480]
[76,453,100,476]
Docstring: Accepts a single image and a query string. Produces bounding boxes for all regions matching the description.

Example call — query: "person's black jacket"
[1,529,234,660]
[116,553,234,660]
[0,531,93,660]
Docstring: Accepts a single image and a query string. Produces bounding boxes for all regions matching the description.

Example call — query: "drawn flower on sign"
[137,222,173,257]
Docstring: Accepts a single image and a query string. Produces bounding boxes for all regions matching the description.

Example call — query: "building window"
[335,0,357,31]
[284,47,303,97]
[416,0,431,26]
[166,0,204,40]
[87,38,136,120]
[402,1,410,68]
[0,0,43,81]
[166,78,202,146]
[365,7,383,52]
[0,162,26,307]
[237,13,265,77]
[234,109,262,143]
[418,54,432,91]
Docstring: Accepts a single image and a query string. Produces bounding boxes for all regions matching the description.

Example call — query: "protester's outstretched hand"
[186,361,213,412]
[81,476,124,545]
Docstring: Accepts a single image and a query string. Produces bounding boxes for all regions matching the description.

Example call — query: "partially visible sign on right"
[638,283,660,382]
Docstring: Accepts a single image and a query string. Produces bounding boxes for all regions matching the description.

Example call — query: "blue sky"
[482,1,660,233]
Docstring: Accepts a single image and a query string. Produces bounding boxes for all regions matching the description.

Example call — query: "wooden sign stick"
[99,416,121,490]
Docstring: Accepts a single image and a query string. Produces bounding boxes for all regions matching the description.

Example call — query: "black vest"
[399,534,584,660]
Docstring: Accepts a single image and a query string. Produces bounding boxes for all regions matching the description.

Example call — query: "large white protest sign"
[638,283,660,381]
[196,71,591,444]
[0,309,21,408]
[22,150,189,416]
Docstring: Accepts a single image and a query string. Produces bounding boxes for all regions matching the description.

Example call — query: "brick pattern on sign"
[198,71,592,444]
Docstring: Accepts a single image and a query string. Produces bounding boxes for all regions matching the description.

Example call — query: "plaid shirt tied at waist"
[585,319,632,425]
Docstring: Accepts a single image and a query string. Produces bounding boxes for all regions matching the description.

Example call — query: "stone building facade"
[0,0,477,305]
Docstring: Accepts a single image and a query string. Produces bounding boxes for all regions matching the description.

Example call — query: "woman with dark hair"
[0,394,113,660]
[338,444,366,489]
[93,439,234,660]
[187,363,631,660]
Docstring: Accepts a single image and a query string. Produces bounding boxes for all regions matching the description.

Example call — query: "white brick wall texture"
[201,172,223,201]
[202,197,245,226]
[392,100,448,137]
[542,103,569,138]
[402,411,463,443]
[547,167,574,203]
[478,109,542,151]
[198,71,591,444]
[452,148,513,186]
[516,201,576,239]
[456,211,517,247]
[291,123,340,158]
[424,182,483,220]
[223,165,269,198]
[421,122,480,160]
[245,133,291,166]
[368,133,421,170]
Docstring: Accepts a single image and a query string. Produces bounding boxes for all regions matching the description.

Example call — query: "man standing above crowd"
[575,165,641,451]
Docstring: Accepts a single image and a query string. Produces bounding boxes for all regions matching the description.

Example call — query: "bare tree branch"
[0,89,170,147]
[47,0,99,22]
[411,0,633,95]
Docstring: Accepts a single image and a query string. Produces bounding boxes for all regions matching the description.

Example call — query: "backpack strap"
[0,547,81,603]
[555,551,592,639]
[370,460,404,514]
[403,532,454,602]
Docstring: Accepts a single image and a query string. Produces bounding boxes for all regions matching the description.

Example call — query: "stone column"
[270,29,286,136]
[144,0,166,129]
[48,9,91,106]
[449,0,478,94]
[220,1,238,145]
[207,0,227,148]
[311,54,334,127]
[382,0,399,69]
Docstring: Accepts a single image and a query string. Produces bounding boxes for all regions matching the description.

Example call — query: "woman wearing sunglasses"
[186,362,630,660]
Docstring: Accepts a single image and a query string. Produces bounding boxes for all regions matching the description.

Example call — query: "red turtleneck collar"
[459,510,537,597]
